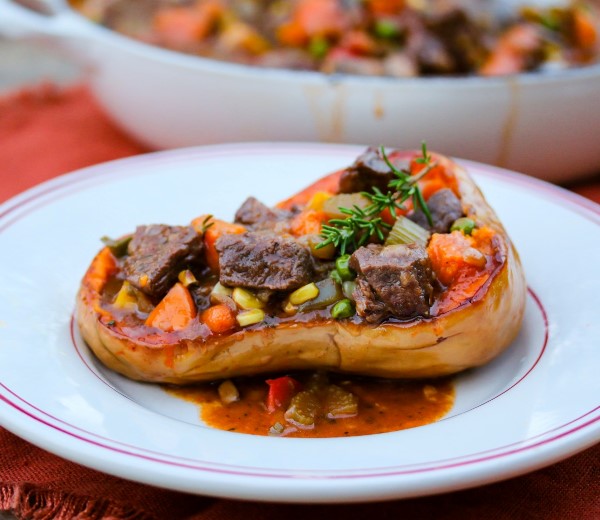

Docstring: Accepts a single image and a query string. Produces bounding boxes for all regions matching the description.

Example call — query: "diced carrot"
[153,0,223,47]
[191,215,246,272]
[220,21,270,55]
[85,247,118,293]
[434,273,489,315]
[201,304,237,334]
[420,178,447,201]
[479,23,542,76]
[470,227,496,257]
[82,247,118,320]
[428,226,498,314]
[145,283,196,332]
[412,155,460,198]
[427,231,487,286]
[338,30,378,55]
[479,48,522,76]
[293,0,348,38]
[266,376,303,413]
[277,20,309,47]
[306,191,333,211]
[290,209,330,236]
[277,170,343,210]
[573,9,597,51]
[380,203,410,225]
[368,0,406,16]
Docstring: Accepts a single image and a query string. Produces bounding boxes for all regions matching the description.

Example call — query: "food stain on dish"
[303,83,347,143]
[165,372,454,438]
[496,78,521,168]
[373,90,385,120]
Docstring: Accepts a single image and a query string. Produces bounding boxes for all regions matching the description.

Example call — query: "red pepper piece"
[266,376,302,413]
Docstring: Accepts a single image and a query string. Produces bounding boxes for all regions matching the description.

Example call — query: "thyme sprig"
[320,204,392,254]
[382,142,435,225]
[317,143,436,255]
[200,214,214,233]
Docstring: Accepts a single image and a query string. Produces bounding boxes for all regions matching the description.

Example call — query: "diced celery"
[325,385,358,418]
[268,422,285,436]
[298,278,344,312]
[384,215,430,247]
[285,390,320,427]
[342,281,356,301]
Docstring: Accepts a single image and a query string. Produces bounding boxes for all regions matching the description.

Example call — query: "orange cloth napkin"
[0,85,599,520]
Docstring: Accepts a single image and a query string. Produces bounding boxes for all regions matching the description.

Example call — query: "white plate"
[0,143,598,503]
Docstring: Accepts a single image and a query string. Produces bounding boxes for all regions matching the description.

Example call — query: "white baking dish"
[1,0,599,182]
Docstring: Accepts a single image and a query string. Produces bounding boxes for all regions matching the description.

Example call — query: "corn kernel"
[113,281,137,309]
[283,301,298,315]
[236,308,265,327]
[232,287,264,310]
[307,190,333,211]
[178,269,198,287]
[211,282,233,299]
[289,283,319,305]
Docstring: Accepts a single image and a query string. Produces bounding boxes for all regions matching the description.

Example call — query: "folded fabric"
[0,84,147,202]
[0,84,598,520]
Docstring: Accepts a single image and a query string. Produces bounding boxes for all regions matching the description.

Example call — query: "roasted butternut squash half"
[76,147,526,383]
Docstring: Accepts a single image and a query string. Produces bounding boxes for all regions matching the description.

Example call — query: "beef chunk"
[422,9,487,74]
[417,34,455,74]
[123,225,203,299]
[234,197,291,230]
[216,232,314,291]
[408,188,464,234]
[339,147,410,194]
[349,244,434,323]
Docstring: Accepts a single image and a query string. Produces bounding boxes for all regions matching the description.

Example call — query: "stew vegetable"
[69,0,599,77]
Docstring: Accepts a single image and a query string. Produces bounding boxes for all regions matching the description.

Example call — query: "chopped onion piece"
[218,380,240,404]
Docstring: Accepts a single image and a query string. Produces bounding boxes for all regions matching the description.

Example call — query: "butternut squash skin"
[76,156,526,383]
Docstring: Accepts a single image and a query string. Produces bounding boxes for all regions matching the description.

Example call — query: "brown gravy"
[165,373,454,438]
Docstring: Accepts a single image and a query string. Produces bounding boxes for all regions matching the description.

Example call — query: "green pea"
[329,269,343,285]
[335,254,355,281]
[450,217,476,235]
[331,299,355,319]
[308,36,329,59]
[374,19,399,39]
